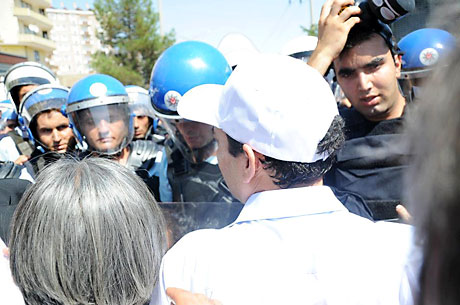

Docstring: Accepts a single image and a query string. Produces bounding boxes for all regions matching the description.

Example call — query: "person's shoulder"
[166,228,222,258]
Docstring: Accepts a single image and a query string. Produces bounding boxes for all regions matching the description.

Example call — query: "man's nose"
[97,119,110,133]
[357,72,372,91]
[52,129,61,142]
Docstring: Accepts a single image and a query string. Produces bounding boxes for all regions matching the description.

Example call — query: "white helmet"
[280,35,318,62]
[217,33,259,69]
[4,62,57,105]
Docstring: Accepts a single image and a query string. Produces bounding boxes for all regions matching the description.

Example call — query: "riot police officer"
[149,41,237,203]
[0,99,18,135]
[19,84,76,175]
[126,85,164,143]
[1,62,57,163]
[66,74,171,202]
[398,28,456,102]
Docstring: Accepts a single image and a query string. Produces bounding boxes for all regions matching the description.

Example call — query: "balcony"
[18,33,55,52]
[23,0,52,8]
[14,7,53,30]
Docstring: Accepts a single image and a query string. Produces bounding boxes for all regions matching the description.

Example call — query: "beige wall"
[0,0,54,65]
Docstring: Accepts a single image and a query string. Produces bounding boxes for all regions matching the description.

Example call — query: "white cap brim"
[178,84,224,128]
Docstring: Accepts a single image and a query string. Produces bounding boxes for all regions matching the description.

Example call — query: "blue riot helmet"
[126,85,157,140]
[399,28,456,79]
[66,74,133,155]
[4,62,57,108]
[149,40,232,163]
[19,84,70,147]
[0,99,18,133]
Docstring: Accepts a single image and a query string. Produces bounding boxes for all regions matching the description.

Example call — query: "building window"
[34,51,40,62]
[23,25,33,34]
[39,8,45,15]
[42,31,48,39]
[20,0,31,9]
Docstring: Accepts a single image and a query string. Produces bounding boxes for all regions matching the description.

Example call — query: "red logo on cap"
[419,48,439,66]
[164,90,181,111]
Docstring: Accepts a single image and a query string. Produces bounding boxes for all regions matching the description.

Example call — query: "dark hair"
[341,22,398,58]
[227,115,345,188]
[9,87,21,109]
[29,109,59,143]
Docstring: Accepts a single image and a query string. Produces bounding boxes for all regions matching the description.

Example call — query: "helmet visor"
[129,91,156,119]
[162,118,217,163]
[71,103,133,155]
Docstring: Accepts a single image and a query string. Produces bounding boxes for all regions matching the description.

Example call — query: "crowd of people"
[0,0,458,304]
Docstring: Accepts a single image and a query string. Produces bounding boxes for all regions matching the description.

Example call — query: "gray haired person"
[8,157,166,305]
[404,3,460,305]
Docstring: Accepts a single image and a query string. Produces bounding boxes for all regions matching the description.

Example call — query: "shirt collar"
[232,186,347,224]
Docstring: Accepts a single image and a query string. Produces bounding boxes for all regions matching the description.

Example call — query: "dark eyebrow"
[338,67,355,76]
[338,57,385,76]
[364,57,384,68]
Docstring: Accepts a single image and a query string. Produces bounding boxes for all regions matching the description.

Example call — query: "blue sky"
[52,0,325,53]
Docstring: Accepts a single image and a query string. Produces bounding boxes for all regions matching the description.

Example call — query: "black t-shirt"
[325,107,411,220]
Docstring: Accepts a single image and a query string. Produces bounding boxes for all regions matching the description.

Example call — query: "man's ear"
[242,144,260,184]
[394,54,402,78]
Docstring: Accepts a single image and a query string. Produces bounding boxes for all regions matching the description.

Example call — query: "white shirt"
[0,239,25,304]
[0,136,34,182]
[152,186,417,305]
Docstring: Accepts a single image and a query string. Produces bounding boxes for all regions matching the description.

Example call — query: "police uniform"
[149,41,235,203]
[126,139,172,202]
[167,147,236,203]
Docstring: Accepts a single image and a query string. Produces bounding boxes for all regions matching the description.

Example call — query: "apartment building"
[0,0,55,67]
[46,7,102,86]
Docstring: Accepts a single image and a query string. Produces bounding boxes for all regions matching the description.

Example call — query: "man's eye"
[57,125,69,131]
[339,71,352,78]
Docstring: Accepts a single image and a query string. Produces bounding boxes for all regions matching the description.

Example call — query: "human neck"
[116,146,131,166]
[243,177,324,203]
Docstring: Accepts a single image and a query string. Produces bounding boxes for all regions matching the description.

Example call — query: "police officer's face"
[18,85,38,105]
[334,35,405,121]
[35,110,75,153]
[175,120,214,149]
[80,105,128,152]
[0,120,17,135]
[133,115,151,139]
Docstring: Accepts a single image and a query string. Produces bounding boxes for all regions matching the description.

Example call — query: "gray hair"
[9,157,167,305]
[404,2,460,304]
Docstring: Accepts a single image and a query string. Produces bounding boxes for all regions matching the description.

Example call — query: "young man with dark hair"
[20,85,77,175]
[151,53,415,305]
[308,0,409,220]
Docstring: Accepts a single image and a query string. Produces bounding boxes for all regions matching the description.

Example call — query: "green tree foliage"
[300,23,318,36]
[92,0,175,87]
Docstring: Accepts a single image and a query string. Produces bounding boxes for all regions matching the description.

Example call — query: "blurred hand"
[396,204,412,224]
[2,247,9,259]
[14,155,29,165]
[167,287,222,305]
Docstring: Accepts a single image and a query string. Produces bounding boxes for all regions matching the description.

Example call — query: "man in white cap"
[151,53,416,305]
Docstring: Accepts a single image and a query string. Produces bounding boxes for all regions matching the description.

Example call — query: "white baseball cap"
[177,53,338,163]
